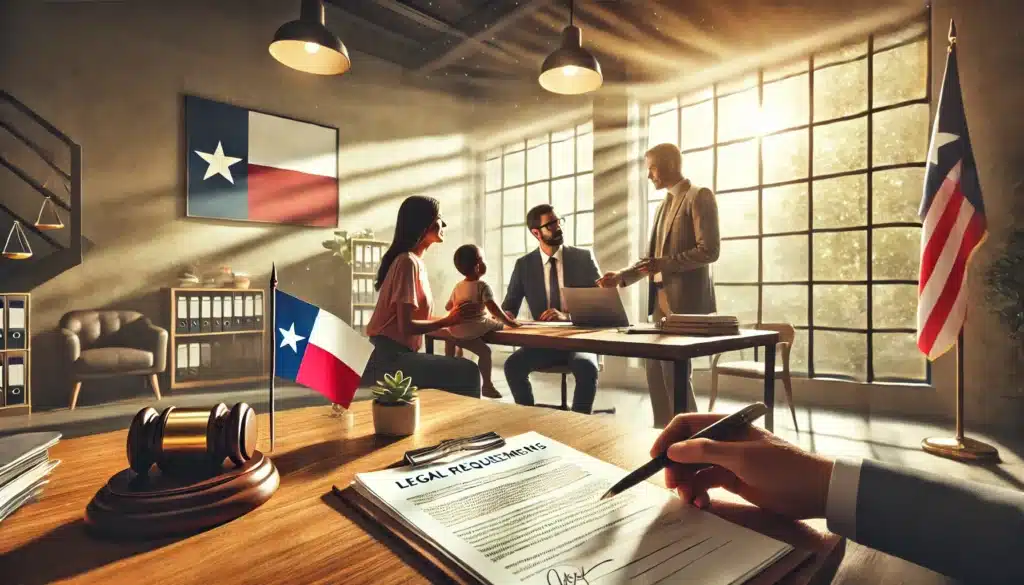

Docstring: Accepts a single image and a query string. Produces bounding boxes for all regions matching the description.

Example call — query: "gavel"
[127,402,258,475]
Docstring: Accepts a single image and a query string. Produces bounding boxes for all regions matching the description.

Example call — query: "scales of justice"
[2,172,66,260]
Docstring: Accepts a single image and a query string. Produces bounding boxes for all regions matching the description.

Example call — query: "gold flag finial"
[948,19,957,45]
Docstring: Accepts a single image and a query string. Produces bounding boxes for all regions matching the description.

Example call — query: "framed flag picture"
[184,95,339,227]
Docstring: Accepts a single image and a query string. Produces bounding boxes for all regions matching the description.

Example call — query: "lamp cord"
[569,0,574,26]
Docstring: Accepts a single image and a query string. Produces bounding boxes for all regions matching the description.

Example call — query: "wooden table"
[427,325,782,430]
[0,392,948,585]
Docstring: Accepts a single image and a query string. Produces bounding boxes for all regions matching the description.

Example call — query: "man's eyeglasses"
[538,217,563,231]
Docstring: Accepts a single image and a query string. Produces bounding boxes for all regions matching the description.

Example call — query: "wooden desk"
[427,326,782,430]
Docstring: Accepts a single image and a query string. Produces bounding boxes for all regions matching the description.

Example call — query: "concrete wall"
[0,0,478,410]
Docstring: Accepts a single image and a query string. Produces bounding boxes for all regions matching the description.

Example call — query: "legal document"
[351,432,793,585]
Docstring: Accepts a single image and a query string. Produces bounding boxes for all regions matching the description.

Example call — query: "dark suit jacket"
[501,246,601,320]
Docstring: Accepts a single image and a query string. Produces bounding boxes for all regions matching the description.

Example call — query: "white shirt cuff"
[825,456,863,539]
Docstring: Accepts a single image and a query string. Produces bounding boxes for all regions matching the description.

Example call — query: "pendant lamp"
[538,0,602,95]
[270,0,351,75]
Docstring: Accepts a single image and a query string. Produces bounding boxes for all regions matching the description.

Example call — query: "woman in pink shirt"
[361,196,483,397]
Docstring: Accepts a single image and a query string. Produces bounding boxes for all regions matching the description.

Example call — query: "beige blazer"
[621,180,721,315]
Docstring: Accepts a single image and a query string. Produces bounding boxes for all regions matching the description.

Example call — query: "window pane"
[872,227,920,280]
[814,284,867,328]
[762,73,809,134]
[650,97,678,115]
[763,235,809,282]
[765,59,809,83]
[873,104,929,167]
[561,213,575,245]
[762,284,808,326]
[789,328,809,373]
[815,41,867,67]
[763,129,809,184]
[485,228,501,269]
[763,183,809,234]
[814,330,867,379]
[502,227,525,255]
[872,284,917,329]
[503,140,525,154]
[576,131,593,173]
[503,150,525,186]
[681,87,713,106]
[874,332,927,380]
[551,136,575,177]
[719,72,758,94]
[648,110,679,150]
[814,59,867,122]
[526,182,549,215]
[648,201,660,237]
[873,167,925,224]
[813,231,867,280]
[551,177,574,214]
[873,39,927,108]
[717,139,758,191]
[502,256,518,294]
[813,117,868,175]
[576,173,593,211]
[717,189,759,237]
[875,20,927,51]
[717,88,760,142]
[577,121,593,134]
[526,143,549,183]
[715,285,759,324]
[715,239,759,283]
[575,211,594,245]
[486,190,501,228]
[502,187,525,224]
[813,174,867,228]
[486,157,502,191]
[680,100,714,150]
[683,148,714,189]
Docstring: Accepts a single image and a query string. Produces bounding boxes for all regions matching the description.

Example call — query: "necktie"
[548,257,561,311]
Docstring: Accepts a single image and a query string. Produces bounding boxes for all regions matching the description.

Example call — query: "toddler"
[445,244,520,399]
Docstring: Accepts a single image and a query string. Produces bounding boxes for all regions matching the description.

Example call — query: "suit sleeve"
[502,258,524,315]
[828,457,1024,585]
[660,188,720,274]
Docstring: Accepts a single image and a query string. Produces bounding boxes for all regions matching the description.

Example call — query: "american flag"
[916,22,986,360]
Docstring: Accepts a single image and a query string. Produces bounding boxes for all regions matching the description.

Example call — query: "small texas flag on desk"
[274,290,373,408]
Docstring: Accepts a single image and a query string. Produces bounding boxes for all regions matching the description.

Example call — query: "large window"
[643,18,930,383]
[484,123,595,307]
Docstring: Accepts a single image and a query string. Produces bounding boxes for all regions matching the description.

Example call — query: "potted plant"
[371,371,420,436]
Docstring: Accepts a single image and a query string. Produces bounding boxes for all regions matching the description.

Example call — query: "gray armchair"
[60,310,168,410]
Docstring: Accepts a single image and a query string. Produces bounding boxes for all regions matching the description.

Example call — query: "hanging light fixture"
[538,0,602,95]
[269,0,351,76]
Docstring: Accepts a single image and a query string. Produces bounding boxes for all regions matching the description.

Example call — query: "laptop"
[561,287,660,332]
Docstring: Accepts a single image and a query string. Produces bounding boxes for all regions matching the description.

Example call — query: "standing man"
[502,204,602,413]
[597,143,720,427]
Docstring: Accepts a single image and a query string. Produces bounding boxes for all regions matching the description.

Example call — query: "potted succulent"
[371,371,420,436]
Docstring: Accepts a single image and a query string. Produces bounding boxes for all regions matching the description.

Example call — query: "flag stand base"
[921,436,999,462]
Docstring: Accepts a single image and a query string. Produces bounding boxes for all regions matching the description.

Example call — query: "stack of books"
[659,314,740,336]
[0,432,61,523]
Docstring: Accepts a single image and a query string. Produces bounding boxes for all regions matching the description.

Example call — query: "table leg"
[425,336,434,355]
[763,343,776,433]
[673,360,689,416]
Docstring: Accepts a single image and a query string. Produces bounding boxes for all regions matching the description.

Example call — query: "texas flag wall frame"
[185,95,339,227]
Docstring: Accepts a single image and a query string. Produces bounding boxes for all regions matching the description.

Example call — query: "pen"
[600,402,768,500]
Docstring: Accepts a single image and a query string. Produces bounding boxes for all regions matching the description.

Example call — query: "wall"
[0,0,477,410]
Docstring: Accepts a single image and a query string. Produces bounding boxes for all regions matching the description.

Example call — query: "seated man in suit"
[501,204,602,414]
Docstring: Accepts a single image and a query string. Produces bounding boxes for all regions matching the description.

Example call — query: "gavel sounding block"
[85,450,279,539]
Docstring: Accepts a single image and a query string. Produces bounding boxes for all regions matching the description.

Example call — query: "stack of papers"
[660,314,740,336]
[347,432,794,585]
[0,432,61,523]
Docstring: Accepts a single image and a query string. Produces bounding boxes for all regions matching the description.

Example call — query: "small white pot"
[372,399,420,436]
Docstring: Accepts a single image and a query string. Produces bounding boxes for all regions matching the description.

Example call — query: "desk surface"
[0,392,940,585]
[428,326,779,361]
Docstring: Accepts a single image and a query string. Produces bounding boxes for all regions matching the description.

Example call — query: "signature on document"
[545,559,613,585]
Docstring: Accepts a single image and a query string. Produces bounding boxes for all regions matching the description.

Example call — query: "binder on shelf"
[233,294,244,329]
[7,297,26,350]
[176,344,188,381]
[6,354,25,405]
[254,292,264,330]
[355,245,365,273]
[0,297,5,351]
[200,343,212,380]
[188,342,200,379]
[188,295,200,333]
[200,296,212,333]
[223,295,234,331]
[175,295,188,334]
[0,355,5,407]
[212,295,223,332]
[372,245,381,269]
[243,294,255,329]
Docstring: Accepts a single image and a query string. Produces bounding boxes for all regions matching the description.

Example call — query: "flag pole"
[269,262,277,452]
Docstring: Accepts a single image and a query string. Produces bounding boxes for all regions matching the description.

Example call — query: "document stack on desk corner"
[339,432,801,585]
[0,431,61,523]
[659,314,740,336]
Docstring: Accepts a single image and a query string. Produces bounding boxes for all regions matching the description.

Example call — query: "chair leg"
[149,374,162,401]
[709,370,719,411]
[782,374,797,432]
[70,381,82,410]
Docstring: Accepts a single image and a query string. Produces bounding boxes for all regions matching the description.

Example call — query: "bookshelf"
[348,238,388,336]
[167,288,268,390]
[0,292,30,416]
